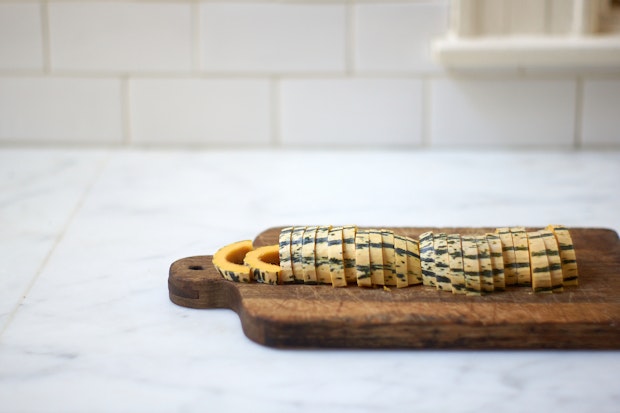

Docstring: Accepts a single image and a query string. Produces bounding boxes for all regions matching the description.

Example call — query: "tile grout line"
[0,69,452,80]
[0,151,113,340]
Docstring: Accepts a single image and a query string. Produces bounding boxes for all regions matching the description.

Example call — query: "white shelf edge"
[433,35,620,68]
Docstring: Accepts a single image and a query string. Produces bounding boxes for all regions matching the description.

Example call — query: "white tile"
[200,3,346,73]
[354,2,448,73]
[581,79,620,146]
[430,77,576,146]
[0,3,43,70]
[0,77,123,144]
[280,78,423,146]
[49,2,192,72]
[130,78,271,145]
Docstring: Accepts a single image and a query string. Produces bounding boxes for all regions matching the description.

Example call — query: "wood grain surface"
[168,227,620,349]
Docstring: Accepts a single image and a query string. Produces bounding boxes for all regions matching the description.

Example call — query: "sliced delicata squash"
[244,244,281,285]
[212,224,578,296]
[212,240,253,283]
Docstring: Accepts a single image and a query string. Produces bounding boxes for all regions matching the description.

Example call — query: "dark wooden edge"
[251,320,620,350]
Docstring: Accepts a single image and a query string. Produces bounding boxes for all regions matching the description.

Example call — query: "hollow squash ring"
[244,244,281,285]
[212,240,253,283]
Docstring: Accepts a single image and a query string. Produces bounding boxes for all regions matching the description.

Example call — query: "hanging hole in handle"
[188,265,204,271]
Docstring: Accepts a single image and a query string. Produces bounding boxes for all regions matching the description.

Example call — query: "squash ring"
[244,244,281,285]
[212,240,253,283]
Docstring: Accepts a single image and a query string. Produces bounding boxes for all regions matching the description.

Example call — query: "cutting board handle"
[168,256,240,311]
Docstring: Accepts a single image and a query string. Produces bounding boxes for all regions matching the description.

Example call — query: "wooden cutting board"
[168,227,620,349]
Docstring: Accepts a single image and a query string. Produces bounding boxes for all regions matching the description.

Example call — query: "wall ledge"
[433,35,620,68]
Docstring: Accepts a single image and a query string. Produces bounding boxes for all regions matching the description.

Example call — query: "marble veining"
[0,149,109,332]
[0,148,619,412]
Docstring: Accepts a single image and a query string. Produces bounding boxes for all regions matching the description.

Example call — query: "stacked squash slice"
[212,225,579,295]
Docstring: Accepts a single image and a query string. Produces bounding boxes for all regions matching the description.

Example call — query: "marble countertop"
[1,147,619,412]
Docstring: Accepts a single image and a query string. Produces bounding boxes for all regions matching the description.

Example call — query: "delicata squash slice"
[212,225,579,295]
[244,244,280,285]
[212,240,253,283]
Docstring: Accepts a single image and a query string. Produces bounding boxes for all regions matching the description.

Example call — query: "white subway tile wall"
[0,0,618,148]
[354,2,448,73]
[281,78,423,145]
[0,3,43,70]
[48,2,193,73]
[581,79,620,146]
[0,77,123,144]
[431,78,576,146]
[130,78,271,145]
[200,3,346,73]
